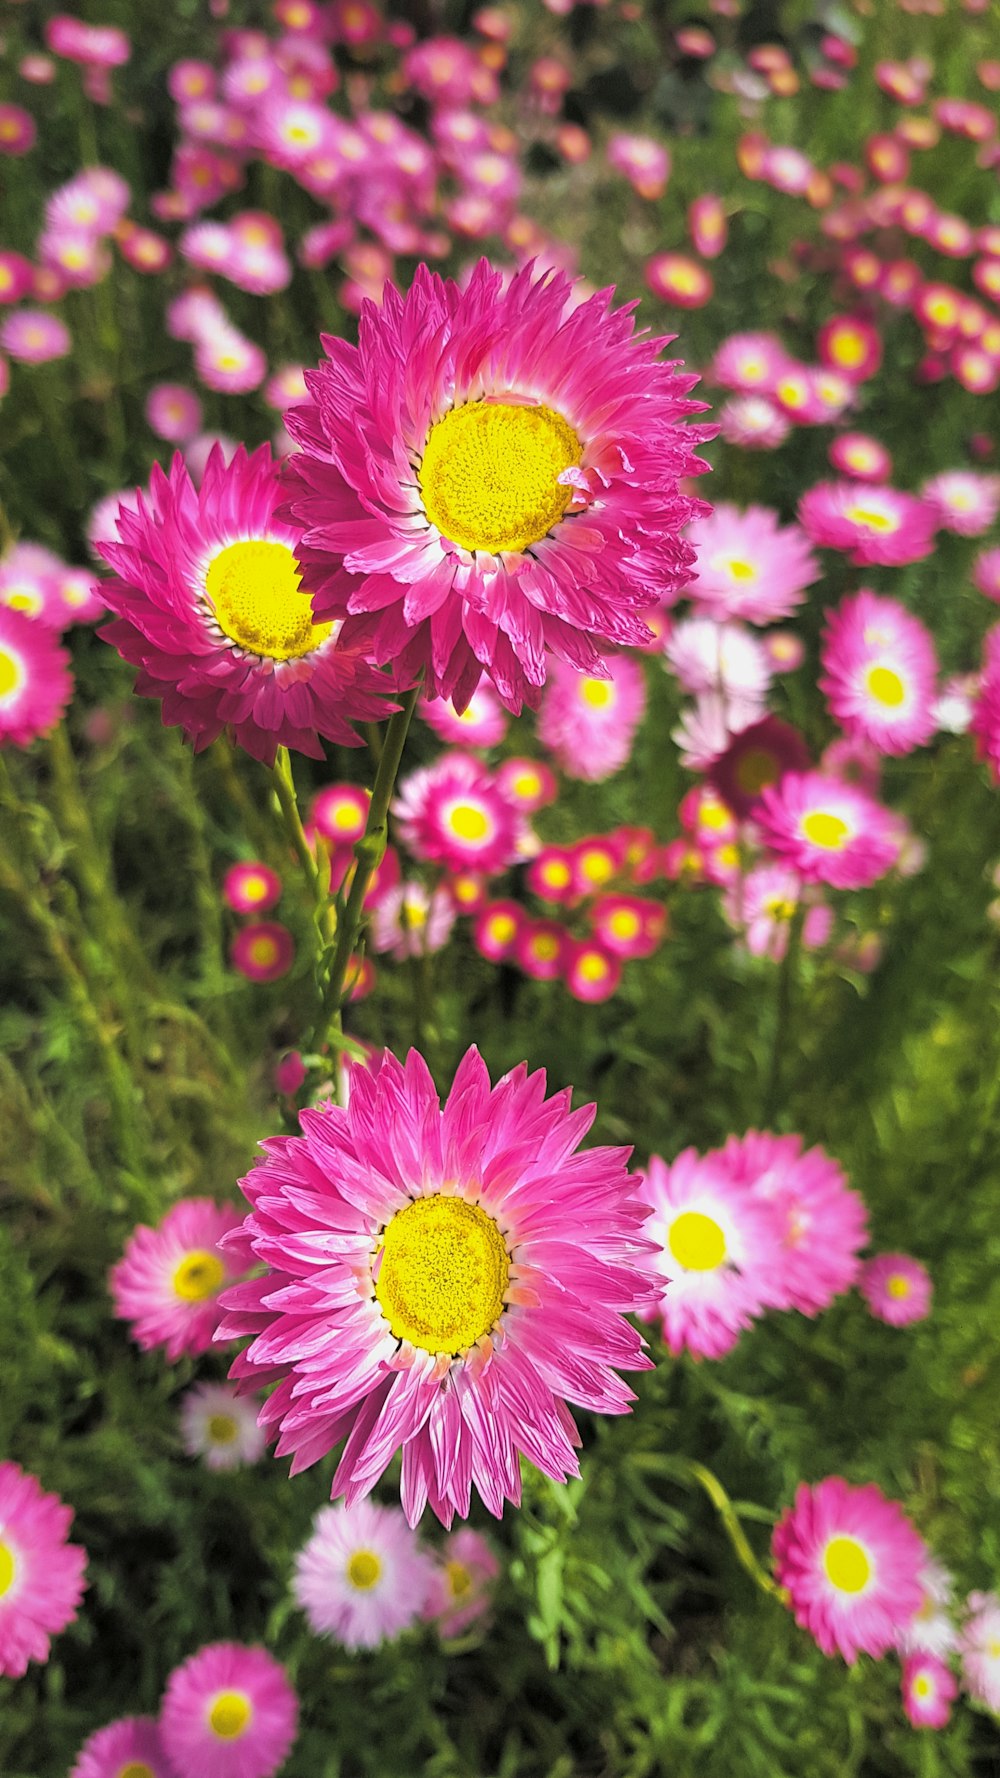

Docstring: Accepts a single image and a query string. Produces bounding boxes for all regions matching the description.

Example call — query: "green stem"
[761,902,805,1125]
[665,1456,787,1603]
[271,744,322,900]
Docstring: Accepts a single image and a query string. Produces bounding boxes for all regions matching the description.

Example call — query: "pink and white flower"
[537,653,647,782]
[0,1461,87,1678]
[820,591,938,756]
[858,1254,933,1325]
[159,1642,298,1778]
[684,504,820,625]
[110,1197,248,1362]
[292,1499,434,1649]
[754,771,900,890]
[772,1477,926,1662]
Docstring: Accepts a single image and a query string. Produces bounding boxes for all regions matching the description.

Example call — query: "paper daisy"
[798,482,937,568]
[96,443,392,765]
[370,881,456,960]
[110,1198,247,1362]
[422,1527,499,1637]
[159,1643,298,1778]
[0,607,73,747]
[720,1131,867,1316]
[754,771,899,890]
[859,1254,932,1326]
[282,258,710,712]
[820,591,938,756]
[772,1477,925,1662]
[70,1717,169,1778]
[537,653,647,782]
[684,503,820,624]
[420,682,508,749]
[901,1652,958,1729]
[958,1591,1000,1712]
[230,922,295,984]
[709,715,810,819]
[393,752,526,875]
[0,1461,87,1678]
[292,1499,433,1649]
[217,1046,654,1525]
[898,1559,959,1660]
[221,863,282,915]
[179,1382,267,1472]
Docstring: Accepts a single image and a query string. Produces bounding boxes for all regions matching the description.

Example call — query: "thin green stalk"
[271,744,322,901]
[637,1453,787,1604]
[761,902,805,1124]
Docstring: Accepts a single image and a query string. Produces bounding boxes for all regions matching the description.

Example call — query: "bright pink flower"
[110,1197,247,1362]
[922,469,1000,536]
[370,881,456,959]
[688,194,727,258]
[222,862,282,915]
[96,444,392,766]
[515,918,569,981]
[798,482,937,567]
[473,899,523,960]
[0,1462,87,1678]
[0,105,37,156]
[859,1253,932,1325]
[901,1653,957,1729]
[709,716,810,818]
[45,16,130,67]
[179,1382,267,1472]
[722,863,808,961]
[720,1131,867,1314]
[685,504,820,624]
[0,252,34,305]
[194,327,267,396]
[159,1642,298,1778]
[310,782,370,847]
[146,383,203,444]
[754,771,900,889]
[420,681,508,748]
[538,654,646,782]
[664,618,771,702]
[71,1719,168,1778]
[820,591,938,756]
[496,756,556,812]
[773,1478,926,1662]
[564,939,622,1002]
[646,253,713,308]
[0,607,72,746]
[282,259,710,712]
[0,309,71,363]
[898,1559,959,1659]
[717,395,791,450]
[829,434,892,482]
[526,845,577,903]
[423,1527,499,1636]
[608,133,670,200]
[230,922,295,983]
[393,752,526,875]
[591,894,666,959]
[712,332,790,394]
[959,1592,1000,1711]
[817,315,882,381]
[293,1500,433,1648]
[217,1047,653,1525]
[972,548,1000,603]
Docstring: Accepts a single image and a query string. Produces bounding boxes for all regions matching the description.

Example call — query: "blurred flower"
[773,1478,925,1662]
[922,469,1000,535]
[394,752,526,874]
[420,681,508,748]
[0,1462,87,1679]
[496,756,556,812]
[972,627,1000,783]
[371,881,456,959]
[828,434,892,482]
[646,252,713,308]
[0,104,37,156]
[798,483,937,567]
[70,1717,168,1778]
[423,1527,499,1637]
[564,938,621,1002]
[820,591,938,756]
[294,1500,434,1649]
[0,608,73,747]
[754,771,899,889]
[959,1592,1000,1711]
[901,1652,958,1729]
[538,654,646,782]
[685,504,819,624]
[222,862,282,915]
[110,1197,247,1362]
[0,309,71,363]
[179,1382,267,1471]
[722,1132,866,1313]
[145,383,203,444]
[858,1254,933,1325]
[608,133,670,200]
[159,1643,298,1778]
[709,716,811,818]
[230,922,295,983]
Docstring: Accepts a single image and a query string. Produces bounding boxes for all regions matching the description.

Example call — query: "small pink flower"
[159,1642,298,1778]
[564,938,621,1002]
[423,1527,499,1636]
[230,922,294,983]
[179,1382,267,1471]
[959,1591,1000,1711]
[820,591,938,756]
[420,682,508,749]
[754,771,900,890]
[70,1717,169,1778]
[293,1500,434,1649]
[496,756,557,812]
[538,654,647,782]
[817,315,882,381]
[721,1131,867,1315]
[901,1653,958,1729]
[370,881,456,959]
[608,133,670,199]
[772,1477,926,1662]
[709,716,811,818]
[972,547,1000,602]
[712,331,791,395]
[828,433,892,482]
[393,752,527,875]
[685,504,820,625]
[858,1254,932,1325]
[717,395,790,450]
[146,383,203,444]
[0,1462,87,1678]
[222,863,282,915]
[646,252,713,308]
[0,607,73,746]
[275,1051,307,1097]
[110,1197,247,1362]
[0,309,71,363]
[922,469,1000,536]
[798,482,937,567]
[473,898,523,960]
[0,104,37,156]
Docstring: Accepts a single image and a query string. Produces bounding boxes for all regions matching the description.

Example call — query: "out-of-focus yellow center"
[727,558,757,581]
[0,1540,16,1597]
[512,769,541,798]
[208,1413,239,1443]
[736,748,778,794]
[241,874,269,903]
[208,1690,253,1739]
[801,811,850,850]
[173,1249,225,1301]
[401,897,428,929]
[206,539,334,661]
[764,896,797,922]
[375,1194,509,1355]
[347,1549,382,1590]
[119,1763,155,1778]
[531,934,560,961]
[542,859,571,887]
[698,800,731,832]
[913,1675,932,1699]
[866,665,906,707]
[448,803,491,843]
[577,952,610,982]
[5,587,41,616]
[446,1560,473,1598]
[488,913,516,944]
[579,678,613,709]
[0,648,24,699]
[579,851,614,886]
[668,1210,727,1272]
[845,504,895,534]
[832,332,866,368]
[609,909,640,940]
[822,1535,871,1594]
[886,1274,911,1299]
[419,400,582,555]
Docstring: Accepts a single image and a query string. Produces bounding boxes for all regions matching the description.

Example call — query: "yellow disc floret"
[865,664,906,707]
[668,1210,727,1272]
[173,1249,225,1302]
[727,558,757,581]
[0,1539,16,1598]
[845,504,895,534]
[419,399,582,555]
[374,1194,509,1355]
[208,1691,254,1740]
[822,1535,872,1594]
[119,1765,155,1778]
[447,803,491,843]
[208,1413,239,1443]
[347,1549,382,1590]
[886,1274,911,1299]
[0,648,24,701]
[801,810,850,850]
[205,539,334,661]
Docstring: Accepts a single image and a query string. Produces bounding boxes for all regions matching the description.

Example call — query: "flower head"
[0,607,73,746]
[292,1499,434,1648]
[422,1526,499,1636]
[110,1197,248,1362]
[179,1382,267,1472]
[537,654,647,782]
[159,1643,298,1778]
[820,591,938,756]
[282,259,710,712]
[0,1462,87,1678]
[754,771,899,889]
[684,504,820,625]
[222,862,282,915]
[708,716,810,818]
[370,881,456,960]
[859,1253,932,1325]
[798,482,937,567]
[230,922,295,983]
[772,1477,925,1662]
[959,1591,1000,1712]
[96,444,392,765]
[70,1717,169,1778]
[393,751,526,874]
[901,1652,958,1729]
[420,681,508,748]
[720,1131,867,1315]
[218,1046,653,1525]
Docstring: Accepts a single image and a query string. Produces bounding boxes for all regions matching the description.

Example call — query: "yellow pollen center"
[0,648,24,700]
[580,852,614,886]
[543,861,571,887]
[418,400,582,555]
[208,1413,239,1443]
[609,909,640,939]
[206,539,333,661]
[728,558,757,581]
[833,333,866,368]
[446,1560,473,1598]
[118,1764,155,1778]
[577,952,610,982]
[913,1675,932,1698]
[208,1691,253,1740]
[242,875,268,902]
[448,803,491,843]
[822,1535,871,1593]
[866,665,906,707]
[248,936,279,968]
[845,505,895,533]
[512,770,540,798]
[347,1549,382,1590]
[532,934,559,961]
[579,678,613,709]
[736,748,778,794]
[0,1540,16,1597]
[801,811,850,850]
[668,1209,727,1271]
[173,1249,225,1301]
[765,896,797,921]
[887,1274,911,1299]
[699,801,731,832]
[374,1194,509,1356]
[402,898,427,929]
[488,914,515,943]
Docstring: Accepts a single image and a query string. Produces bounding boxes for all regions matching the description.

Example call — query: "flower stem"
[761,902,805,1124]
[271,744,322,899]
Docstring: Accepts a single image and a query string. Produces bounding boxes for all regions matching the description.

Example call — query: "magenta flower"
[282,259,710,712]
[230,922,295,983]
[96,444,392,765]
[820,591,938,756]
[222,863,282,916]
[217,1047,653,1525]
[754,771,900,889]
[708,716,810,818]
[720,1131,867,1315]
[858,1253,932,1325]
[959,1591,1000,1712]
[420,681,509,749]
[922,469,1000,536]
[293,1499,434,1649]
[798,482,937,567]
[110,1197,248,1362]
[70,1717,169,1778]
[0,104,37,156]
[971,627,1000,784]
[370,881,456,960]
[0,1462,87,1678]
[423,1526,500,1636]
[146,383,203,444]
[0,608,73,746]
[538,653,647,782]
[685,503,820,625]
[0,309,72,364]
[159,1643,298,1778]
[773,1477,926,1662]
[393,751,527,875]
[828,433,892,482]
[901,1653,958,1729]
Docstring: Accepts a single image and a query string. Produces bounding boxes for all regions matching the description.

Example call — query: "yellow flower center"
[0,1539,17,1597]
[579,677,614,709]
[401,897,427,929]
[845,504,895,534]
[822,1535,871,1594]
[447,803,491,843]
[5,587,41,616]
[913,1675,932,1699]
[735,748,778,794]
[208,1691,253,1740]
[609,908,640,940]
[764,896,797,922]
[242,874,269,903]
[118,1764,155,1778]
[577,952,610,982]
[248,935,279,968]
[418,400,582,555]
[579,851,614,886]
[173,1249,225,1301]
[347,1549,382,1590]
[542,860,571,887]
[727,558,757,581]
[531,934,559,961]
[446,1559,473,1598]
[205,539,334,661]
[512,769,541,798]
[667,1209,727,1272]
[865,664,906,707]
[886,1274,911,1299]
[208,1413,239,1443]
[832,332,866,368]
[0,648,24,701]
[488,913,516,944]
[801,811,850,850]
[374,1194,509,1356]
[698,801,731,832]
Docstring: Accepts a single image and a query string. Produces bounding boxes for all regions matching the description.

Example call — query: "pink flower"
[420,681,508,748]
[282,259,710,712]
[817,315,882,381]
[712,331,791,395]
[537,654,647,781]
[959,1591,1000,1711]
[720,1131,867,1314]
[898,1559,959,1659]
[293,1500,434,1648]
[0,105,37,156]
[858,1254,932,1325]
[473,899,523,961]
[922,469,1000,536]
[709,716,811,818]
[496,755,556,812]
[664,617,772,702]
[828,433,892,482]
[370,880,457,960]
[96,444,392,765]
[685,504,820,624]
[591,894,666,960]
[146,383,203,444]
[0,607,73,746]
[0,309,71,363]
[646,253,713,308]
[230,922,295,983]
[222,862,282,915]
[798,482,937,567]
[773,1477,926,1662]
[820,591,938,756]
[159,1643,298,1778]
[393,752,527,874]
[0,1462,87,1678]
[311,782,370,846]
[217,1047,653,1525]
[901,1653,958,1729]
[564,938,622,1001]
[717,396,790,450]
[723,864,810,961]
[514,918,569,981]
[971,626,1000,783]
[70,1717,169,1778]
[608,133,671,199]
[972,547,1000,602]
[754,771,900,889]
[110,1197,248,1362]
[179,1382,266,1472]
[423,1526,499,1636]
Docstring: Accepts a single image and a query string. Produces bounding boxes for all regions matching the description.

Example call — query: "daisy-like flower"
[159,1643,298,1778]
[898,1559,959,1660]
[754,771,899,890]
[958,1591,1000,1711]
[717,395,790,450]
[712,331,790,394]
[798,482,937,568]
[179,1382,267,1472]
[720,1132,867,1316]
[420,681,508,748]
[282,259,711,713]
[972,627,1000,785]
[922,469,1000,537]
[972,548,1000,604]
[0,1461,87,1678]
[858,1254,932,1325]
[0,607,73,746]
[820,591,938,756]
[217,1047,654,1525]
[422,1526,499,1637]
[0,309,71,363]
[496,755,556,812]
[70,1717,169,1778]
[230,922,295,983]
[723,864,826,963]
[311,782,370,847]
[292,1499,433,1649]
[709,715,810,818]
[817,315,882,382]
[537,654,646,782]
[370,881,457,960]
[222,862,282,915]
[829,433,892,483]
[664,617,772,703]
[110,1197,247,1362]
[901,1652,958,1729]
[146,383,203,444]
[96,444,392,765]
[393,752,526,875]
[684,504,820,625]
[772,1478,926,1662]
[473,899,524,961]
[639,1150,783,1359]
